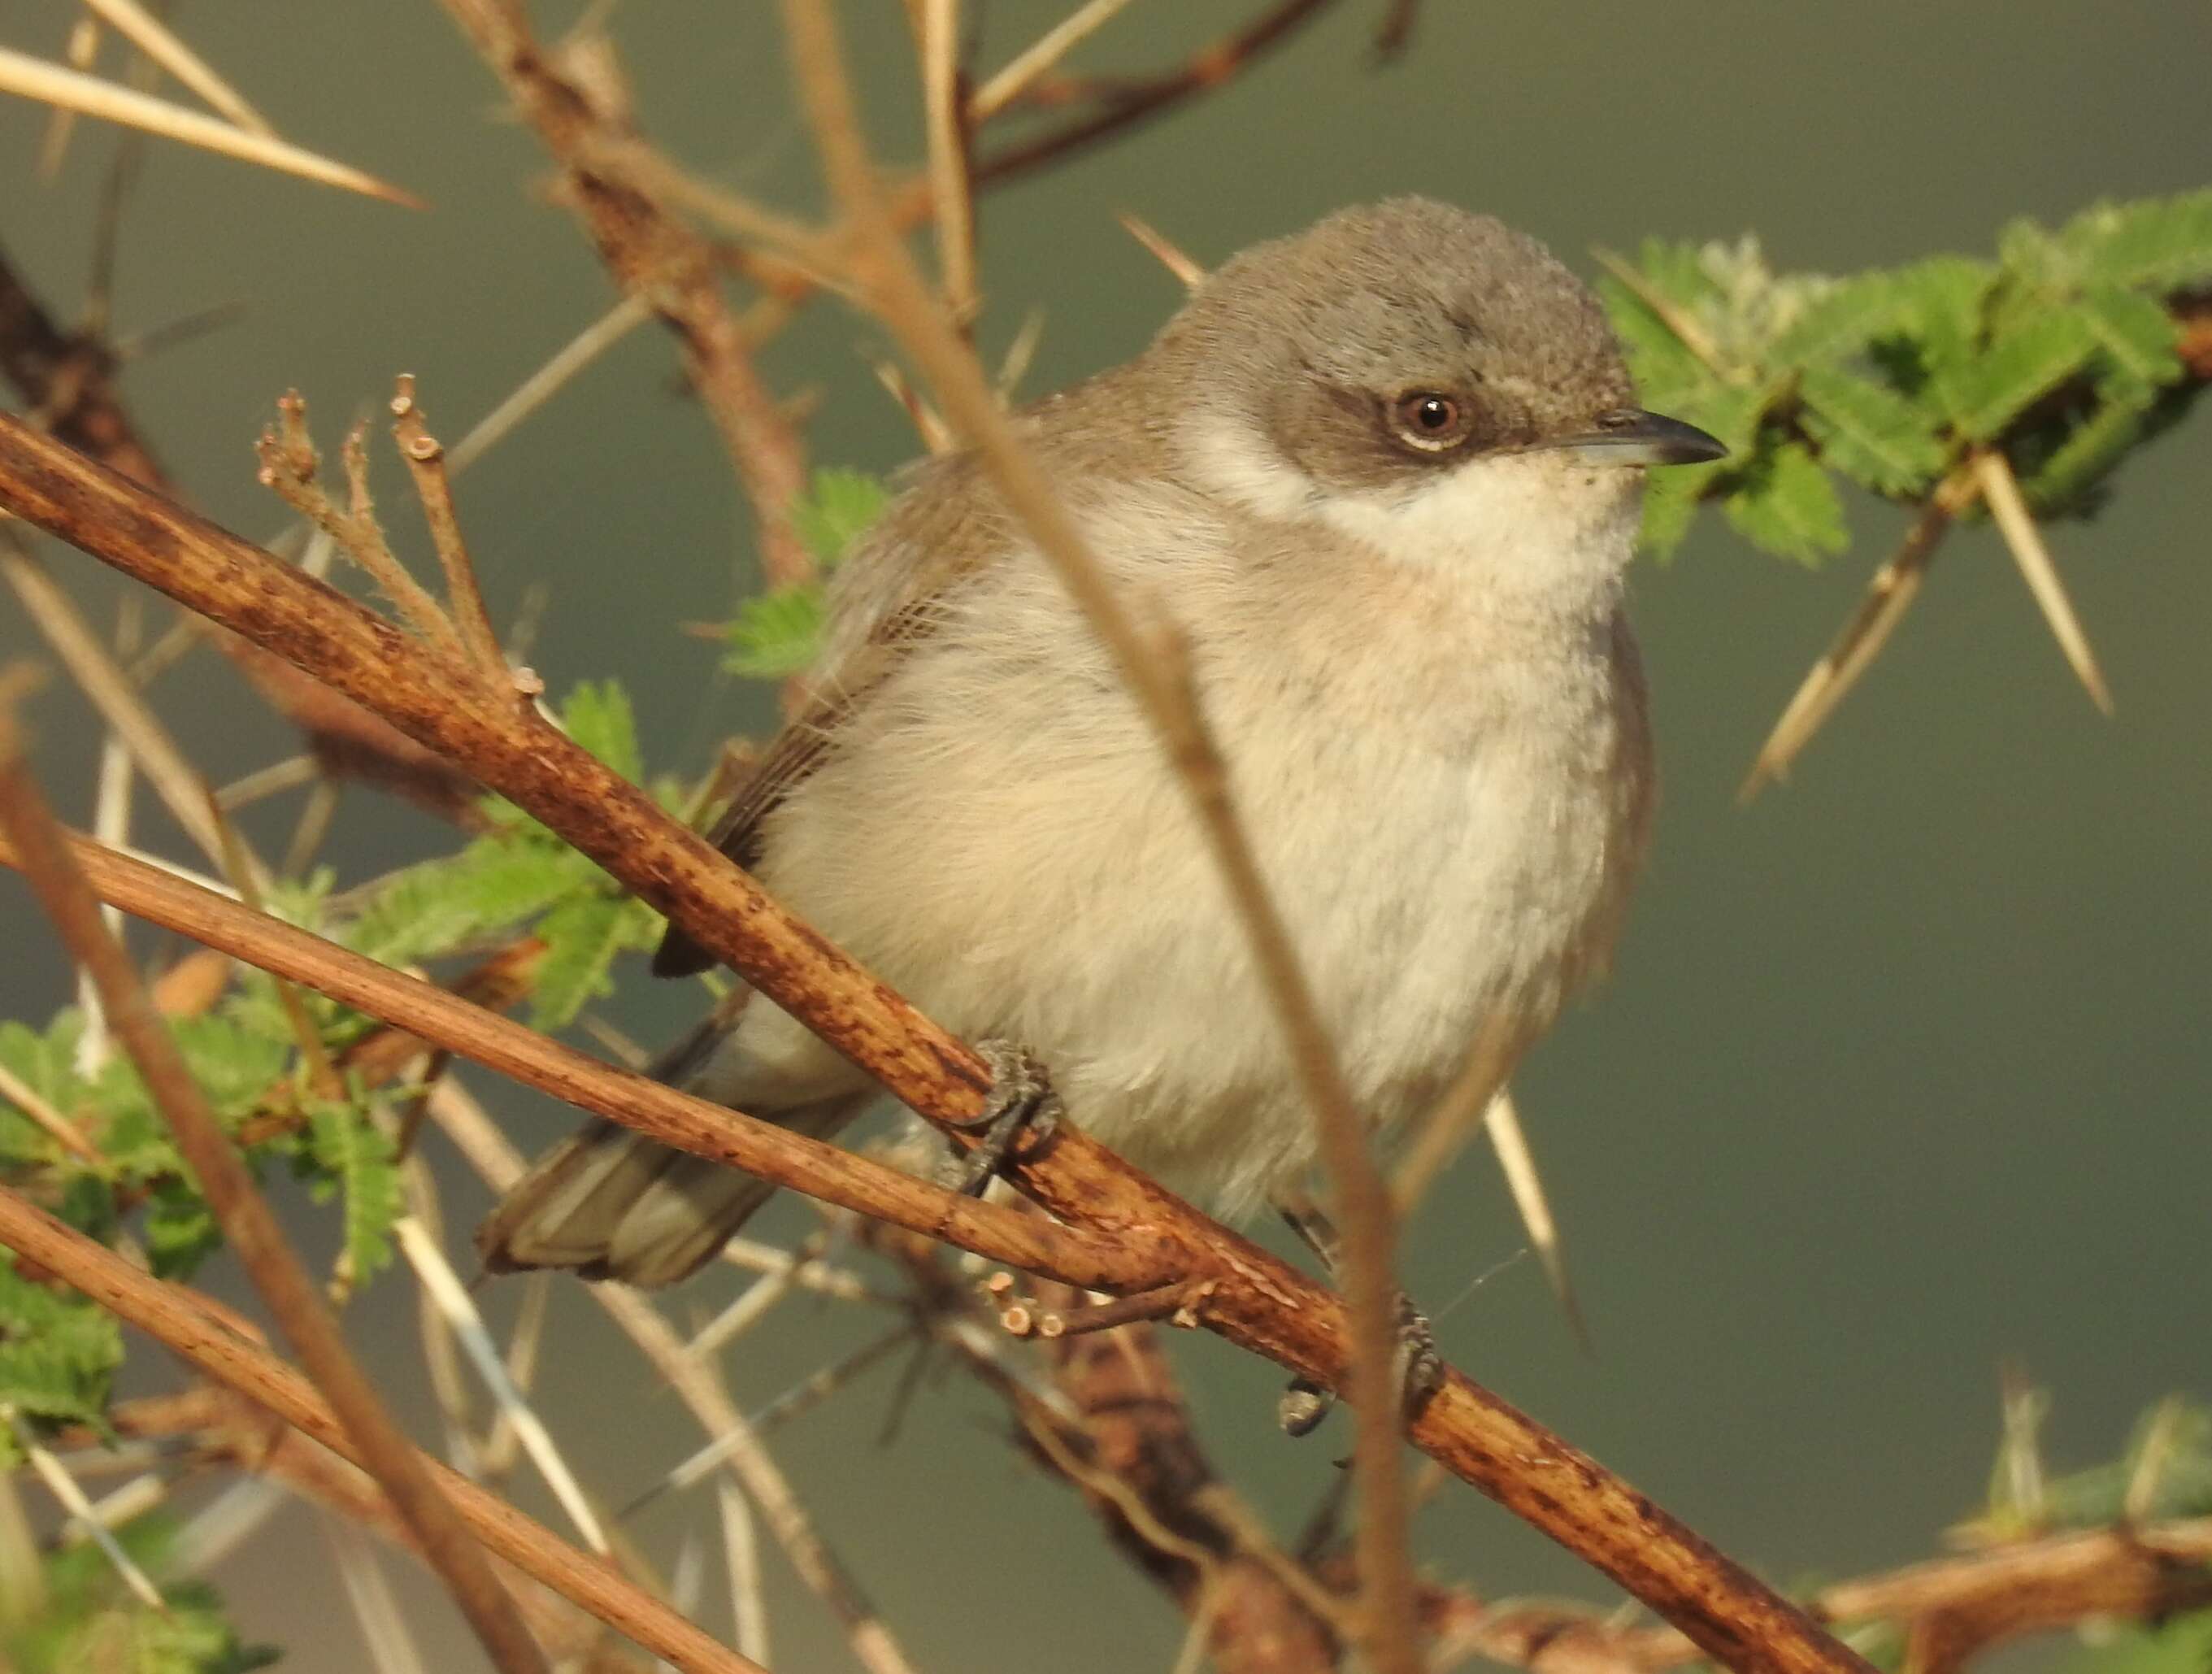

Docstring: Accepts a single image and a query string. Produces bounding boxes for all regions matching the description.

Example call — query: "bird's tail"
[476,1094,867,1288]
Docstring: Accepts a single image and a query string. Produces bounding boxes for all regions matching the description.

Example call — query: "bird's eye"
[1387,391,1472,453]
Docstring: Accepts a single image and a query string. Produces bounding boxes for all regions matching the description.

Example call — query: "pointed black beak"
[1543,407,1728,467]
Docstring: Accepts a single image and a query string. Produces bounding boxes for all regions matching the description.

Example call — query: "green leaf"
[2021,389,2170,516]
[1636,459,1722,560]
[2062,189,2212,290]
[1625,237,1722,314]
[302,1103,399,1287]
[558,679,642,783]
[529,893,630,1029]
[1936,307,2097,439]
[345,837,589,967]
[9,1515,278,1673]
[2058,1617,2212,1674]
[0,1254,123,1453]
[143,1177,223,1280]
[1798,366,1948,493]
[170,1017,291,1128]
[789,467,888,567]
[2077,285,2184,393]
[722,581,828,680]
[1880,255,1999,395]
[1720,441,1849,565]
[1767,272,1902,366]
[1599,276,1711,409]
[0,1018,85,1167]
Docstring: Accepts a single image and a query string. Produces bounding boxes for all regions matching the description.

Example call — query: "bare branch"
[0,707,549,1674]
[0,1191,763,1674]
[0,409,1877,1674]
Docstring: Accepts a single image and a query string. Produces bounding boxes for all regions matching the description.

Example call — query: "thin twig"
[717,1481,771,1668]
[0,46,419,205]
[0,1189,764,1674]
[968,0,1139,121]
[970,0,1342,186]
[919,0,980,324]
[389,376,508,681]
[0,409,1877,1674]
[11,1410,169,1613]
[390,1216,609,1555]
[777,7,1419,1663]
[431,0,814,587]
[448,293,654,477]
[256,393,466,663]
[0,1053,108,1170]
[0,702,550,1674]
[0,527,272,889]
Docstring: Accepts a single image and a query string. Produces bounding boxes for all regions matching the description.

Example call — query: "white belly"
[732,602,1645,1220]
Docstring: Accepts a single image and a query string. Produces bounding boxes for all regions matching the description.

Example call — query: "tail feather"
[477,1095,866,1287]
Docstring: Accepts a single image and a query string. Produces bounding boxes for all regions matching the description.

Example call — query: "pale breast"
[742,480,1654,1217]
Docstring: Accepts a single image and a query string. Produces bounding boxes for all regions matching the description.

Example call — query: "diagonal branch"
[0,1189,763,1674]
[0,699,549,1674]
[0,410,1874,1674]
[430,0,813,587]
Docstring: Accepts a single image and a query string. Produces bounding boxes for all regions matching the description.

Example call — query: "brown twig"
[970,0,1344,187]
[918,0,980,326]
[0,818,1116,1284]
[1026,1304,1345,1674]
[0,1190,763,1674]
[256,394,463,659]
[0,249,481,819]
[0,694,550,1674]
[776,7,1422,1664]
[431,0,813,587]
[418,1082,922,1674]
[967,0,1140,123]
[0,411,1875,1674]
[389,376,507,682]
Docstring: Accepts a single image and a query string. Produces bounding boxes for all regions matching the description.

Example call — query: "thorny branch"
[0,1189,761,1674]
[0,411,1874,1674]
[0,698,550,1674]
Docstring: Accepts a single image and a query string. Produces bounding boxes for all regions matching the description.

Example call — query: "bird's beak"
[1540,408,1727,468]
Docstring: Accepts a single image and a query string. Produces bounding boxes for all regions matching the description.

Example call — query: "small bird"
[478,198,1723,1289]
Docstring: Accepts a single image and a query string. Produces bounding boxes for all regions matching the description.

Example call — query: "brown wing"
[650,690,849,975]
[650,449,1010,978]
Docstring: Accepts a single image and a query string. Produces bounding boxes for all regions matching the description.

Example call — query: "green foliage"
[789,465,889,567]
[1603,188,2212,561]
[723,581,829,680]
[723,467,888,680]
[299,1096,402,1287]
[1958,1393,2212,1546]
[0,1257,122,1466]
[2058,1613,2212,1674]
[0,678,669,1471]
[2,1514,276,1673]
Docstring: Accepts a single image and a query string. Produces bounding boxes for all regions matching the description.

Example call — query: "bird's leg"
[937,1039,1062,1198]
[1275,1198,1443,1438]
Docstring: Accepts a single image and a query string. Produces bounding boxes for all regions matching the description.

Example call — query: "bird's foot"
[1278,1294,1443,1437]
[1275,1200,1444,1437]
[937,1039,1061,1198]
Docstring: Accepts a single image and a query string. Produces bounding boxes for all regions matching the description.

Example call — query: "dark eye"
[1387,391,1472,453]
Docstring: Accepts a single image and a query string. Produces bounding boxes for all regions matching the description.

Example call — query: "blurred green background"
[2,4,2207,1671]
